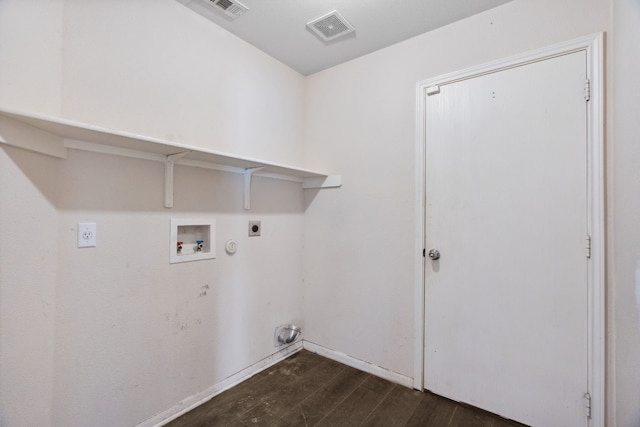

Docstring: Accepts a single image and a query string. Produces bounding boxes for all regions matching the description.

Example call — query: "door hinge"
[586,235,592,259]
[584,392,592,419]
[584,79,591,102]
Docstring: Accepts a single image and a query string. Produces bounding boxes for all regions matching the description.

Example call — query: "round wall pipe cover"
[225,239,238,254]
[275,324,301,345]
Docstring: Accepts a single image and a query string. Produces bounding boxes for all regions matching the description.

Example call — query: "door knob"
[428,249,440,260]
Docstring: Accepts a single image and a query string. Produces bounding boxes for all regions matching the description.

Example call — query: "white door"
[424,51,589,427]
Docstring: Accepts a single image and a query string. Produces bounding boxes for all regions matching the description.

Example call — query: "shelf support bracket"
[243,167,265,210]
[164,151,190,208]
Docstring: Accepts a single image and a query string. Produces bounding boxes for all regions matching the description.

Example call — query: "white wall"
[61,0,306,166]
[0,2,63,426]
[4,0,640,426]
[302,0,613,416]
[50,151,304,427]
[0,147,60,427]
[611,1,640,426]
[0,1,307,426]
[1,146,304,427]
[0,0,63,115]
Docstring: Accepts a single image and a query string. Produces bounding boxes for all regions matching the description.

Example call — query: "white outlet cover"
[78,222,97,247]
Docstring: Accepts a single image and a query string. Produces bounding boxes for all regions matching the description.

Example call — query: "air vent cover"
[307,10,355,42]
[207,0,248,19]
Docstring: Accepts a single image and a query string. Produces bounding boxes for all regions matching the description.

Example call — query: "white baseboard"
[302,340,413,389]
[137,341,303,427]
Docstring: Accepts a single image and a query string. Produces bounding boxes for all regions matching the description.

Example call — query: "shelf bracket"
[164,151,190,208]
[243,167,265,210]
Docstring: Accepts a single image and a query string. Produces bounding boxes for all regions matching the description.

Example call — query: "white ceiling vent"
[207,0,248,19]
[306,10,355,42]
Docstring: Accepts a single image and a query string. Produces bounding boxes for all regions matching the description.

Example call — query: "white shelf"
[0,108,341,209]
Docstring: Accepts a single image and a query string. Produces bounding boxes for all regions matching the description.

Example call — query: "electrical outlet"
[248,220,261,237]
[78,222,97,247]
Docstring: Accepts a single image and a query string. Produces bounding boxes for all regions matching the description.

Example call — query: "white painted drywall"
[0,0,306,426]
[1,149,305,427]
[4,0,640,426]
[611,1,640,426]
[0,147,60,427]
[61,0,306,166]
[0,2,63,426]
[0,0,63,115]
[0,146,305,427]
[50,151,304,427]
[302,0,615,419]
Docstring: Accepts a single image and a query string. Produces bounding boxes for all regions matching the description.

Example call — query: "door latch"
[428,249,440,260]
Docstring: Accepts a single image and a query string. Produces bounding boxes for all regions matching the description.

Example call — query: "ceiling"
[176,0,513,76]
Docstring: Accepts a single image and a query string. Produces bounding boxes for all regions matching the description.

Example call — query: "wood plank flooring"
[165,350,527,427]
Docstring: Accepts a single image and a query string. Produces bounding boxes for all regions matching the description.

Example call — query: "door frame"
[413,33,605,426]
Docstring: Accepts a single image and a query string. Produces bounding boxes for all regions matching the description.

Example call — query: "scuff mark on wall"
[199,284,209,298]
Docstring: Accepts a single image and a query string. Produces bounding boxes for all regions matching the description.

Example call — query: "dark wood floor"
[166,350,527,427]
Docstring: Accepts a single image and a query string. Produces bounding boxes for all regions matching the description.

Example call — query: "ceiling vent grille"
[207,0,248,19]
[307,10,355,42]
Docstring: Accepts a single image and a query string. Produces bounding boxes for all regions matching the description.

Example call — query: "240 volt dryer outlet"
[248,221,261,237]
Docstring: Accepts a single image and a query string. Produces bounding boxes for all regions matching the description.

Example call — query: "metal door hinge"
[586,235,592,259]
[584,392,592,418]
[584,79,591,102]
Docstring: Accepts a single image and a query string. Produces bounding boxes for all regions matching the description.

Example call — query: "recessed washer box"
[170,218,215,264]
